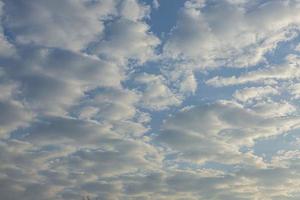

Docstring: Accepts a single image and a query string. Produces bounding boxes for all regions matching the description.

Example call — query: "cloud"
[288,82,300,99]
[0,100,32,137]
[0,46,123,115]
[1,0,300,199]
[119,0,150,21]
[77,87,139,121]
[163,0,300,68]
[233,86,278,102]
[157,101,300,164]
[89,18,159,65]
[206,54,300,87]
[152,0,160,10]
[134,73,182,110]
[252,100,296,117]
[0,1,15,57]
[2,0,116,51]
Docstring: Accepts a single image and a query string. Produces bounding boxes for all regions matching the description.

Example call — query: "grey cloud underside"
[1,0,300,199]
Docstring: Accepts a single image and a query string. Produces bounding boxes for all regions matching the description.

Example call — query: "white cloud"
[206,54,300,87]
[89,18,159,65]
[1,47,122,115]
[233,86,278,102]
[119,0,150,21]
[135,73,182,110]
[161,65,197,95]
[252,100,296,117]
[163,0,300,68]
[78,87,139,121]
[288,82,300,99]
[3,0,116,51]
[157,101,300,164]
[1,0,300,199]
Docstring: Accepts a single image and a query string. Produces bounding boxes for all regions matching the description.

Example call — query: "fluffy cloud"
[233,86,278,102]
[157,101,300,164]
[0,47,122,115]
[2,0,116,51]
[288,82,300,99]
[164,0,300,68]
[1,0,300,199]
[251,100,296,117]
[89,18,159,65]
[134,73,182,110]
[77,87,139,121]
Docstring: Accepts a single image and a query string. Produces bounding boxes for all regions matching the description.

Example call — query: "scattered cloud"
[1,0,300,199]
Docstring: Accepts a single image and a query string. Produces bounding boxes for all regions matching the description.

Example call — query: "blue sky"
[1,0,300,199]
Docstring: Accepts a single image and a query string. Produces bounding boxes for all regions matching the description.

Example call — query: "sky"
[1,0,300,199]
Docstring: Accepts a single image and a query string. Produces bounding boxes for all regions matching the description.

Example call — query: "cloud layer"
[1,0,300,199]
